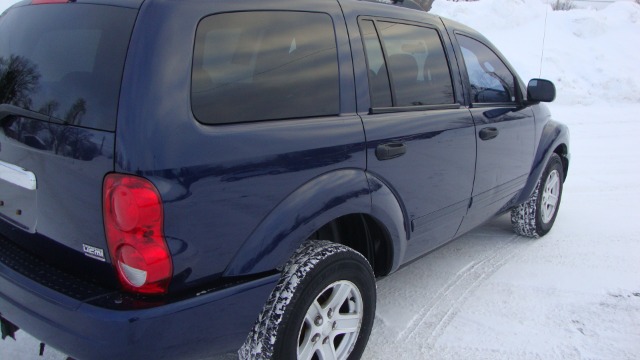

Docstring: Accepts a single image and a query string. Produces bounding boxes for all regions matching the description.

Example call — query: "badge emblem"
[83,244,106,262]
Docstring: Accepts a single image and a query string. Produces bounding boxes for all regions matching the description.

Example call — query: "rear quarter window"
[191,11,340,125]
[0,4,136,131]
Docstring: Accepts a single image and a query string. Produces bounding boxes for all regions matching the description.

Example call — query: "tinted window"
[0,5,137,131]
[377,22,454,107]
[457,35,516,103]
[192,12,339,124]
[360,20,392,108]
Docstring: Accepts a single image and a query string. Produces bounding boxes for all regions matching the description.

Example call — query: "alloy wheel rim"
[541,170,560,223]
[297,280,363,360]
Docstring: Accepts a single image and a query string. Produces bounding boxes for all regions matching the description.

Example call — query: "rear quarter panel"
[116,0,367,289]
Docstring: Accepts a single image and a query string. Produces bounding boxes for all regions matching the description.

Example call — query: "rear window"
[191,11,340,125]
[0,4,136,131]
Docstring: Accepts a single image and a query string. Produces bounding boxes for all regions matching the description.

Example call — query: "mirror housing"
[527,79,556,103]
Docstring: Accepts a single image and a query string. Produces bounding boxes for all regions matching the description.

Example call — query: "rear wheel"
[511,153,564,237]
[239,241,376,360]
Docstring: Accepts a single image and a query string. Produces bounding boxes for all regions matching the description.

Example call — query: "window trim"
[358,16,459,114]
[370,103,462,115]
[358,18,393,109]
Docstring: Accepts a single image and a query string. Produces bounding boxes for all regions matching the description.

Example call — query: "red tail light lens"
[103,174,172,295]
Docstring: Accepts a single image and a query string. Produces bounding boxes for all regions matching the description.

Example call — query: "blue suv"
[0,0,569,359]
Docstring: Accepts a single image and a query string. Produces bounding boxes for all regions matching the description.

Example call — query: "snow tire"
[511,153,564,238]
[239,240,376,360]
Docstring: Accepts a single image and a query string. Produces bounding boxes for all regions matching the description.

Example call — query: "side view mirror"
[527,78,556,102]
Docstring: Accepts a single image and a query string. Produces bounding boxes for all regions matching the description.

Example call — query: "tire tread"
[239,241,372,360]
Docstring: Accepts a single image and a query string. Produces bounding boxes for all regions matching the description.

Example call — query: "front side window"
[192,12,339,124]
[457,35,516,104]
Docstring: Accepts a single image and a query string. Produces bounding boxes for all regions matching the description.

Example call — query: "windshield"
[0,4,136,131]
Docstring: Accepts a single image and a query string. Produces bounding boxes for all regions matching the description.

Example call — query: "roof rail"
[360,0,426,12]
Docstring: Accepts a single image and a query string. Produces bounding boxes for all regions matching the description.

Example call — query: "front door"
[454,34,535,234]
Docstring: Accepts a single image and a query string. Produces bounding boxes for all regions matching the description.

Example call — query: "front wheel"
[511,153,564,238]
[239,241,376,360]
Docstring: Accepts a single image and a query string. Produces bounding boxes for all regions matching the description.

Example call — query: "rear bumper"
[0,258,278,360]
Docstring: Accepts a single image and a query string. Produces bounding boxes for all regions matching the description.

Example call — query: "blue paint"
[0,0,569,358]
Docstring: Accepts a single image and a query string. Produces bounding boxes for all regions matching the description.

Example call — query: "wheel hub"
[541,169,560,223]
[297,280,363,360]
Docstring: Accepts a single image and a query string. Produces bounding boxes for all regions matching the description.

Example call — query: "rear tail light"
[103,174,172,295]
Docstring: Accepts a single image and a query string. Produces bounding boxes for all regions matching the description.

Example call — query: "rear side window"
[361,20,455,108]
[192,12,340,125]
[0,5,137,131]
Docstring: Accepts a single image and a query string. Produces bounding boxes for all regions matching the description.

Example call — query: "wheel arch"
[309,173,409,277]
[553,143,570,182]
[223,169,407,278]
[517,119,570,204]
[223,169,371,277]
[309,213,394,277]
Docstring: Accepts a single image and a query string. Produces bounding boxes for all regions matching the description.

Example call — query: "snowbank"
[431,0,640,105]
[364,101,640,360]
[2,0,638,105]
[0,0,15,13]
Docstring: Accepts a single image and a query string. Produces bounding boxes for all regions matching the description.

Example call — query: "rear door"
[0,2,138,282]
[453,34,536,235]
[357,18,476,259]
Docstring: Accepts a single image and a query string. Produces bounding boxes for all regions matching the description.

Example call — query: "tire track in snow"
[400,235,523,347]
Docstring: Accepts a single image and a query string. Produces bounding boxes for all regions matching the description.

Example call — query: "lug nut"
[314,316,323,326]
[311,334,321,343]
[327,308,334,319]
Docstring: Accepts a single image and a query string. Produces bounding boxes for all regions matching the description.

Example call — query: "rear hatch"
[0,2,138,288]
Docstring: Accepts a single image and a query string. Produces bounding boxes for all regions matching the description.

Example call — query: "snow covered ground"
[1,0,639,359]
[363,1,640,358]
[362,1,640,359]
[364,103,640,359]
